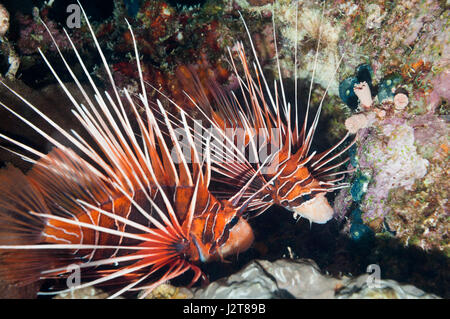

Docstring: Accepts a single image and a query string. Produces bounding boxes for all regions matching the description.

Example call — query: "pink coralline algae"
[411,113,449,160]
[356,120,429,222]
[16,12,82,55]
[344,112,374,134]
[427,70,450,111]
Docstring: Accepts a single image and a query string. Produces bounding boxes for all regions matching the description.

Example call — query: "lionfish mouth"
[290,193,334,224]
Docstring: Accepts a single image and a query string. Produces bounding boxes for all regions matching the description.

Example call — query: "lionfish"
[0,6,275,298]
[167,9,355,224]
[0,4,354,298]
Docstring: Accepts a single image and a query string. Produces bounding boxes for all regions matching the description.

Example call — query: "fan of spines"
[157,7,355,224]
[0,5,274,298]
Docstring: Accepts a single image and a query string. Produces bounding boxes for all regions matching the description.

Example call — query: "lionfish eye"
[172,240,187,253]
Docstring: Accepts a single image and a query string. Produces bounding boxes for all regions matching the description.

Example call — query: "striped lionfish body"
[0,7,267,298]
[177,10,355,224]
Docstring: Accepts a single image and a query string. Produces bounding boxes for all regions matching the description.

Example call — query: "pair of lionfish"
[0,5,353,298]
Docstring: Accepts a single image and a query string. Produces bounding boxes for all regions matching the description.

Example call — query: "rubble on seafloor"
[55,259,441,299]
[0,0,448,299]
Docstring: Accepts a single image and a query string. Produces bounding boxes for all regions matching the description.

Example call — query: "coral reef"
[336,68,448,255]
[0,0,448,298]
[0,1,273,113]
[335,46,449,254]
[139,283,193,299]
[321,0,449,258]
[358,121,429,220]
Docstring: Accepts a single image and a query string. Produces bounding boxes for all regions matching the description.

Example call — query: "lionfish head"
[148,101,257,264]
[186,201,254,263]
[269,155,335,224]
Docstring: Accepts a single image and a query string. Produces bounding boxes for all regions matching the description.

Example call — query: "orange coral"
[401,59,431,80]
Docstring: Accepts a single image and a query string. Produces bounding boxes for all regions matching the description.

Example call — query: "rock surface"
[52,258,441,299]
[190,259,440,299]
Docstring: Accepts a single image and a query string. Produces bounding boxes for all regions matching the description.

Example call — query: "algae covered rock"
[190,259,440,299]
